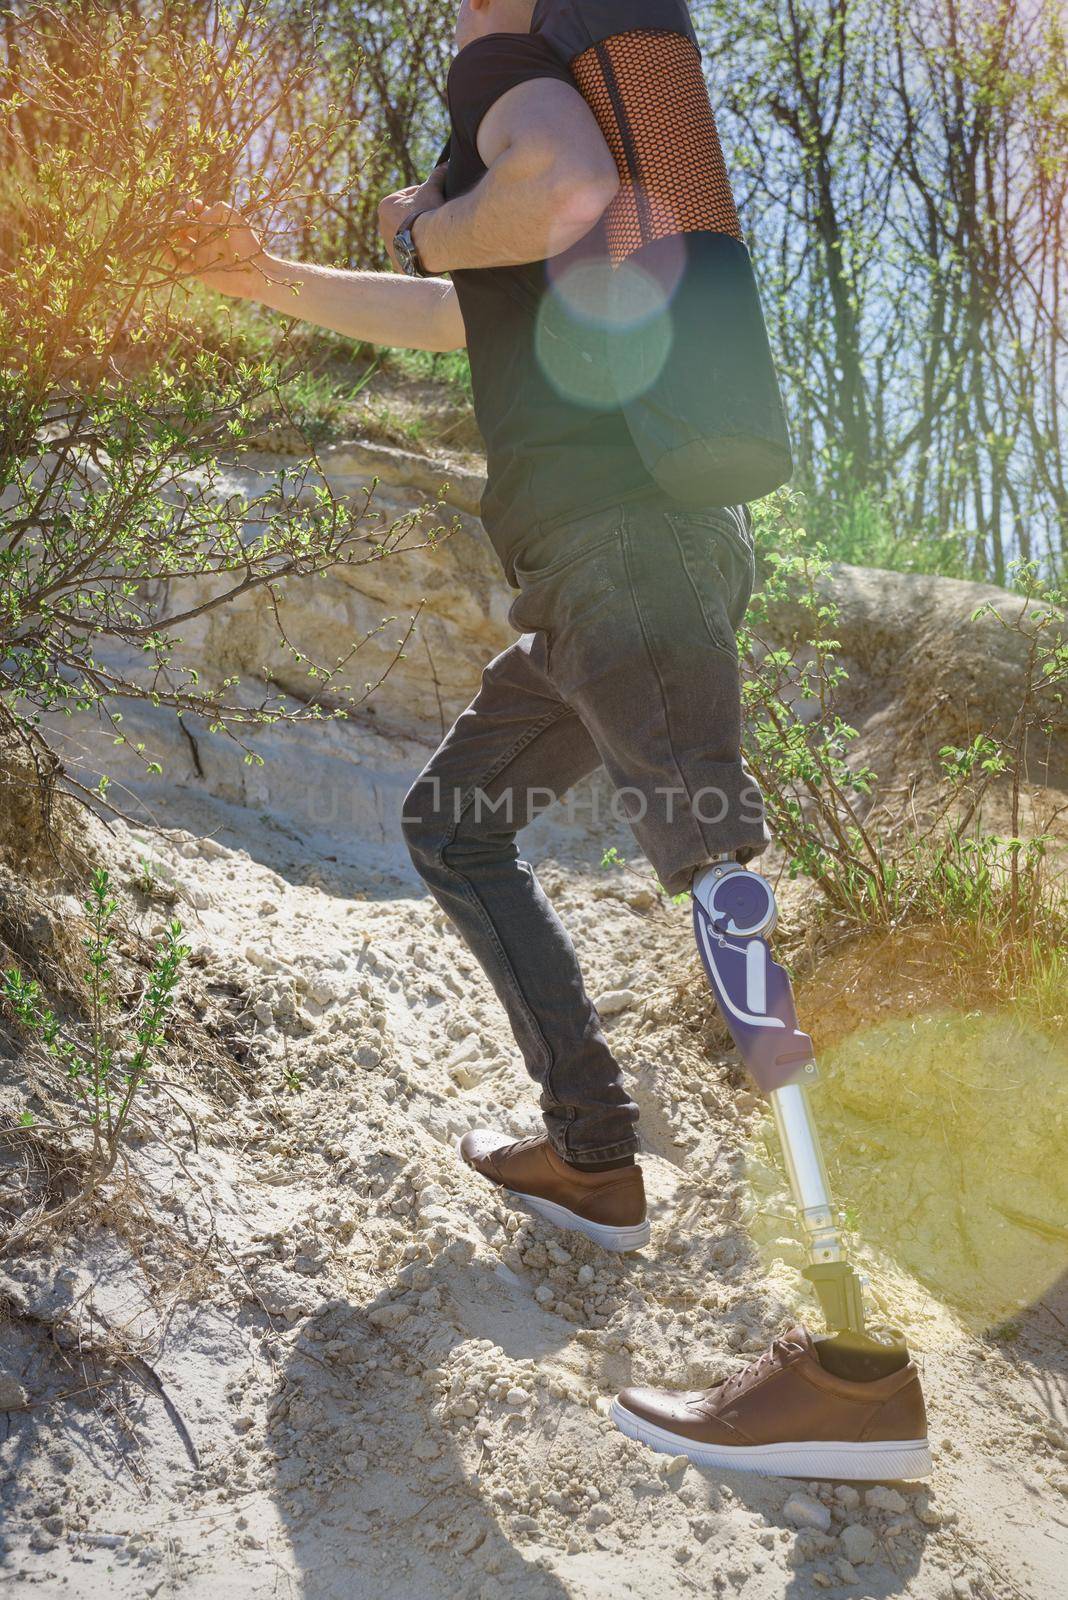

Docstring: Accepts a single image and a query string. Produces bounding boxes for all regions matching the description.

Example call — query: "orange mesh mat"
[571,29,743,265]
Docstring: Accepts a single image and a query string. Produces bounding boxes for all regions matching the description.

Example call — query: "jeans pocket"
[666,519,744,657]
[666,509,754,634]
[512,524,623,586]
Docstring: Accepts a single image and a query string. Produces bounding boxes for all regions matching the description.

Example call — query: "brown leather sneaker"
[612,1326,931,1480]
[458,1129,649,1252]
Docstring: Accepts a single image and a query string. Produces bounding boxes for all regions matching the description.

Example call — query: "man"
[170,0,929,1476]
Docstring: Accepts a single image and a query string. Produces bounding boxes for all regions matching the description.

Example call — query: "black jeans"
[402,496,769,1166]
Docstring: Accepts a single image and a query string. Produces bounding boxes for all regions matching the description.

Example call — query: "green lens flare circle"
[534,259,672,409]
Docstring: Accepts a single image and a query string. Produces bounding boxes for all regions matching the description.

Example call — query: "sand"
[1,789,1065,1599]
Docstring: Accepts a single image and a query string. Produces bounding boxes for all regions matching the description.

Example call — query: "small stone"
[595,989,637,1017]
[838,1523,877,1564]
[504,1388,528,1407]
[367,1303,411,1330]
[768,1236,807,1269]
[916,1501,943,1527]
[865,1485,908,1514]
[0,1377,27,1411]
[836,1557,859,1583]
[577,1265,595,1286]
[533,1285,554,1305]
[834,1484,861,1510]
[783,1492,833,1532]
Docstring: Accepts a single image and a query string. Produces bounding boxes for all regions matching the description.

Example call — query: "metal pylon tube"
[770,1080,844,1264]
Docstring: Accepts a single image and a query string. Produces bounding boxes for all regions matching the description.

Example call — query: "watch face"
[395,227,417,276]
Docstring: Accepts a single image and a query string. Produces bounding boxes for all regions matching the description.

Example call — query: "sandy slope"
[2,784,1066,1600]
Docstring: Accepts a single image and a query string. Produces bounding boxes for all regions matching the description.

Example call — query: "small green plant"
[741,493,1067,1014]
[742,492,887,917]
[130,855,179,905]
[384,346,473,400]
[365,397,429,448]
[280,368,352,440]
[1,868,189,1243]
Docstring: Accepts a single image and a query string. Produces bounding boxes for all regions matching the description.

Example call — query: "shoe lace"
[704,1333,804,1410]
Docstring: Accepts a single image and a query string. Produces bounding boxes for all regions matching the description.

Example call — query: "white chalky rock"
[595,989,638,1017]
[865,1485,909,1514]
[838,1523,877,1564]
[449,1035,480,1066]
[367,1303,411,1330]
[783,1493,833,1532]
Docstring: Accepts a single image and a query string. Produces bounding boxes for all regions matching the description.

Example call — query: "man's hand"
[161,198,270,299]
[378,166,448,269]
[161,190,465,353]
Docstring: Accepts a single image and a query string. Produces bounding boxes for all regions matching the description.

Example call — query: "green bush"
[742,491,1067,1014]
[2,869,187,1246]
[0,0,441,813]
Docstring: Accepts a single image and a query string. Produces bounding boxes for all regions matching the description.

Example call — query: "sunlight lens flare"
[535,254,677,408]
[746,1008,1068,1331]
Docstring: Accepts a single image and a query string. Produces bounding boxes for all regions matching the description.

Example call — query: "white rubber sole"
[456,1135,651,1253]
[508,1189,651,1253]
[611,1400,933,1481]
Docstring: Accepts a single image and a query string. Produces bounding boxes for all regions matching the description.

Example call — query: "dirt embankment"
[1,442,1065,1598]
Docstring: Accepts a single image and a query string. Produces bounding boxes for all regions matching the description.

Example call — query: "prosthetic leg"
[692,860,866,1333]
[608,858,929,1475]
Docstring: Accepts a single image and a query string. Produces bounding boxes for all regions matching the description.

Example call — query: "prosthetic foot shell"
[533,0,793,505]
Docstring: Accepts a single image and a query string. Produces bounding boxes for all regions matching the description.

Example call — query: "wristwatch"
[393,212,433,278]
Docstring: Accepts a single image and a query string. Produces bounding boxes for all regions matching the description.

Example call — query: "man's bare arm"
[255,258,466,352]
[411,78,619,273]
[164,200,466,352]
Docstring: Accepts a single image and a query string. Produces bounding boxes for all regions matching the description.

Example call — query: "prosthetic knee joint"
[692,861,866,1334]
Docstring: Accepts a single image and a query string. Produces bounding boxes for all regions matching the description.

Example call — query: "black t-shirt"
[443,33,655,585]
